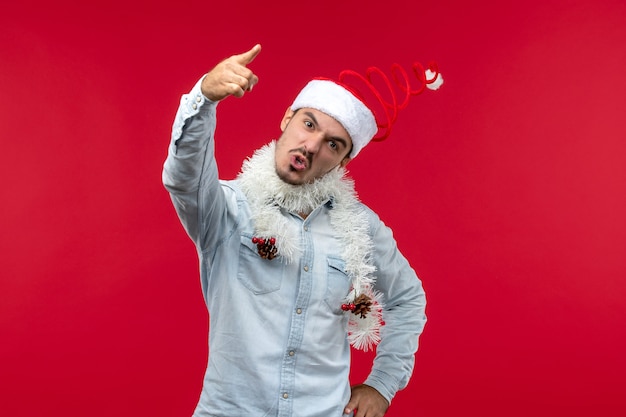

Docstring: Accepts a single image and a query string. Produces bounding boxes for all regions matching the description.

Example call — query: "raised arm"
[162,44,261,246]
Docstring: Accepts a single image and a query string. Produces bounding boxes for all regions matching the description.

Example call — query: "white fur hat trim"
[291,80,377,158]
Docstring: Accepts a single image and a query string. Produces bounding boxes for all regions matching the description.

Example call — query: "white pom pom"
[425,69,444,90]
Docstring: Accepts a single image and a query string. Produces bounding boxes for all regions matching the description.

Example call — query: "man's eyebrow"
[330,135,349,149]
[304,111,319,126]
[303,111,349,149]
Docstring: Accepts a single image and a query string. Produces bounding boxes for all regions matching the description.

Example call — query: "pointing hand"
[201,44,261,101]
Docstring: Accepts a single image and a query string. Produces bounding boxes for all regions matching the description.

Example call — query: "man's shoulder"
[351,199,379,220]
[220,179,245,198]
[345,199,384,236]
[215,179,251,214]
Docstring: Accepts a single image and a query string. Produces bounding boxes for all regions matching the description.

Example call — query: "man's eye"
[304,121,313,128]
[329,141,337,149]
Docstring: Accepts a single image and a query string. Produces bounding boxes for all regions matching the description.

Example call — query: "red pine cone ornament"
[341,293,373,319]
[344,288,384,352]
[252,237,278,260]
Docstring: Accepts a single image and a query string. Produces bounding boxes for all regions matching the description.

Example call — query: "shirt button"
[303,265,309,272]
[304,226,309,231]
[196,95,202,103]
[289,350,295,356]
[192,103,198,110]
[282,393,289,399]
[296,308,302,314]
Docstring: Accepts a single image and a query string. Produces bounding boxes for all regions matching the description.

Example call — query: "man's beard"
[238,141,347,215]
[275,169,300,186]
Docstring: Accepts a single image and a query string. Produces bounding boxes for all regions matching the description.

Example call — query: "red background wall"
[1,1,625,416]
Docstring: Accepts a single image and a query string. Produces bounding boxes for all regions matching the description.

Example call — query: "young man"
[163,44,430,417]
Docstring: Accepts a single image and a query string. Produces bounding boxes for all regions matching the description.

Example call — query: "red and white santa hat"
[291,62,444,158]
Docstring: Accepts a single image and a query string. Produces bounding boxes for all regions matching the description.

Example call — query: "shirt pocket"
[324,256,351,313]
[237,234,284,294]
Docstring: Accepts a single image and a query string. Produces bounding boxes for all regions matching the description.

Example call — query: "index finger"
[233,44,262,65]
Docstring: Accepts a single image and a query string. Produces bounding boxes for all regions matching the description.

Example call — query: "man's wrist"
[363,371,398,405]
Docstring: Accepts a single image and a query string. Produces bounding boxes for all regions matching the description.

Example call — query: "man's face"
[275,107,352,185]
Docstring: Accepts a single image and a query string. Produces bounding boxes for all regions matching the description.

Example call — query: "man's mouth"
[290,154,308,171]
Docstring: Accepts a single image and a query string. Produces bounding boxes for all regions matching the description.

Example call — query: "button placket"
[278,215,315,416]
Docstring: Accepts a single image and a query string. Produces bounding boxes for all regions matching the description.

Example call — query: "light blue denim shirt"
[162,78,427,417]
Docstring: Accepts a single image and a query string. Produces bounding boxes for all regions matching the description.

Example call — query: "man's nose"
[303,134,323,155]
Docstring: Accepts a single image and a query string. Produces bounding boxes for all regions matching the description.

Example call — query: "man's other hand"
[344,384,389,417]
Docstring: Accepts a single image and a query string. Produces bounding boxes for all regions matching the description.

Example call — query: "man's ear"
[280,107,295,132]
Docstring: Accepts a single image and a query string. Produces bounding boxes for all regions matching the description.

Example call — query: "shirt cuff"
[171,75,216,142]
[364,369,401,405]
